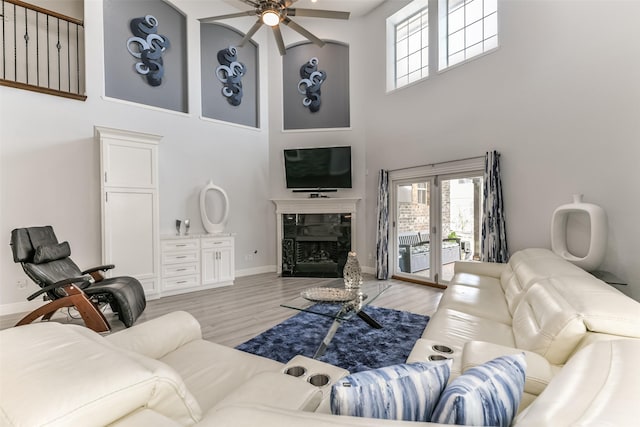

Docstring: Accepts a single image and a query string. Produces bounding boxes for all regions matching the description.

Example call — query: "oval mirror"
[200,181,229,233]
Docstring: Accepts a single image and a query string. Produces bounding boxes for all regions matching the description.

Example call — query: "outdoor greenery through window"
[395,7,429,88]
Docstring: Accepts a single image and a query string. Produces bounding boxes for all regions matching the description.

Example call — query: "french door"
[392,171,483,284]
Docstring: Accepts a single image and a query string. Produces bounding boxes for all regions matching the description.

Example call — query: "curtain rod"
[388,154,485,173]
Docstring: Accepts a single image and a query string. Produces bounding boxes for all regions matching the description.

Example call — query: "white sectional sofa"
[1,248,639,426]
[409,248,640,409]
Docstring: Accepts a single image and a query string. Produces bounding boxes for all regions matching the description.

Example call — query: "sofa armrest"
[107,311,202,360]
[514,339,640,427]
[214,372,323,412]
[461,341,557,396]
[453,260,506,278]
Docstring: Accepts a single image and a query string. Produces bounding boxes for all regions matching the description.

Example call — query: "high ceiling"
[221,0,386,18]
[286,0,385,17]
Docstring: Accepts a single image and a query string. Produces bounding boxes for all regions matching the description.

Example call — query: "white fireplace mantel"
[272,198,361,275]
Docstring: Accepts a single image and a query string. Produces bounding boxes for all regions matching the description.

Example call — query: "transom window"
[386,0,499,92]
[394,7,429,89]
[440,0,498,69]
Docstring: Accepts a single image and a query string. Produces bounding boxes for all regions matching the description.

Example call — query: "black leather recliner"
[10,226,146,332]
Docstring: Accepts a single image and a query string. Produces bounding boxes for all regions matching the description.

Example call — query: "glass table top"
[281,279,391,321]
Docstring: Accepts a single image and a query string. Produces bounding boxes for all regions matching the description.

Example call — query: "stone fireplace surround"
[272,198,360,276]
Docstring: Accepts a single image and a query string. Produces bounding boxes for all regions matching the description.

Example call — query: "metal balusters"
[0,0,85,100]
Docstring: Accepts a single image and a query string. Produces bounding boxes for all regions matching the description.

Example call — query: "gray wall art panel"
[103,0,187,113]
[283,42,350,130]
[200,24,259,128]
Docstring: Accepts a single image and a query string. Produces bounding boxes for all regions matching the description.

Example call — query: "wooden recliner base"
[15,285,111,333]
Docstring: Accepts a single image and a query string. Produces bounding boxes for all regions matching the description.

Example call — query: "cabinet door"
[201,248,217,285]
[104,189,159,296]
[102,140,157,189]
[217,246,234,283]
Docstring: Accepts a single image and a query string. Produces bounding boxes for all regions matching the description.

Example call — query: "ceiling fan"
[199,0,350,55]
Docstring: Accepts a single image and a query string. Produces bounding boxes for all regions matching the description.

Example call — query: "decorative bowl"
[301,287,358,303]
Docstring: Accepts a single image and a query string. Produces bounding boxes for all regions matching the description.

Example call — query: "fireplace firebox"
[282,213,351,277]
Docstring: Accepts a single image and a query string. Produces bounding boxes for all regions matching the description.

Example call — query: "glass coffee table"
[281,280,391,358]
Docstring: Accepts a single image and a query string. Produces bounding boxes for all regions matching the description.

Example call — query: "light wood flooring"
[0,273,443,348]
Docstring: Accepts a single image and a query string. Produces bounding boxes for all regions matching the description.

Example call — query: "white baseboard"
[235,265,277,278]
[362,266,375,275]
[0,299,44,316]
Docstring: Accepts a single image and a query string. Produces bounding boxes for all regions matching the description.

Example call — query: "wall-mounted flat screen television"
[284,146,352,190]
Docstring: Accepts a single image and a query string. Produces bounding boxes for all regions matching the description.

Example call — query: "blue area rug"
[236,305,429,373]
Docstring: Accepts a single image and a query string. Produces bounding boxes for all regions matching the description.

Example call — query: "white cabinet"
[201,237,235,286]
[160,238,201,296]
[96,126,161,299]
[161,235,234,296]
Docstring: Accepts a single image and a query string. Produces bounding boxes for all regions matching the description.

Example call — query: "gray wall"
[283,41,350,130]
[200,23,259,128]
[103,0,188,112]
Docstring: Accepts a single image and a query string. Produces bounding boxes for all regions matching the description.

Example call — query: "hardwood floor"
[0,273,443,348]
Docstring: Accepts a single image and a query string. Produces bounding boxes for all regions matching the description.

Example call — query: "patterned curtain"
[376,170,390,279]
[481,151,509,263]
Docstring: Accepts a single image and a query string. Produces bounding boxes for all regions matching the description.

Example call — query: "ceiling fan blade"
[287,8,350,20]
[239,0,260,6]
[283,0,298,7]
[272,25,287,56]
[199,11,255,23]
[239,19,263,47]
[283,17,325,47]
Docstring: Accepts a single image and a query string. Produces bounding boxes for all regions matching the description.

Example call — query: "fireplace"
[281,213,351,277]
[273,198,360,277]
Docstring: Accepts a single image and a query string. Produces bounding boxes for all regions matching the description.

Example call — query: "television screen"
[284,146,352,189]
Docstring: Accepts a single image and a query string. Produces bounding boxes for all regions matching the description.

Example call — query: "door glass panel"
[396,181,432,281]
[440,176,483,281]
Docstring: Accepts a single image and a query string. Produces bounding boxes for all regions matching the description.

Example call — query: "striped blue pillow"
[330,360,451,421]
[431,353,526,427]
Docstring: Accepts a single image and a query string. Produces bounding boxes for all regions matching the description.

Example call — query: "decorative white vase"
[200,180,230,234]
[343,251,363,290]
[551,194,607,271]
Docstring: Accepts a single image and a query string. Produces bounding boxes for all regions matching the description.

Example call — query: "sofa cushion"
[107,310,203,359]
[160,339,284,413]
[0,322,201,427]
[422,308,515,350]
[330,361,451,421]
[109,408,183,427]
[202,403,441,427]
[514,339,640,427]
[501,248,586,314]
[461,341,558,397]
[431,354,526,427]
[437,283,512,325]
[512,280,587,364]
[547,274,640,339]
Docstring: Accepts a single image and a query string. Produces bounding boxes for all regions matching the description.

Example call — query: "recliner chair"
[10,226,146,332]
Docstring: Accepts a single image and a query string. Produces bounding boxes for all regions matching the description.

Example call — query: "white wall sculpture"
[200,180,229,233]
[551,194,607,271]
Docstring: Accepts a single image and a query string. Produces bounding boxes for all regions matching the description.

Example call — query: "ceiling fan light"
[261,10,280,26]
